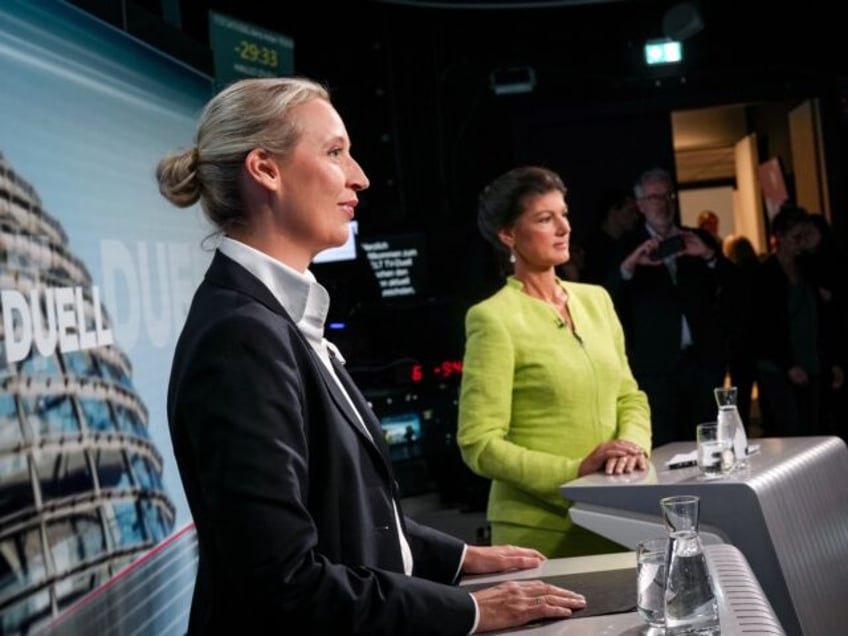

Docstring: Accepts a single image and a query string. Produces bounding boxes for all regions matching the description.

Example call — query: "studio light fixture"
[490,66,536,95]
[663,1,705,41]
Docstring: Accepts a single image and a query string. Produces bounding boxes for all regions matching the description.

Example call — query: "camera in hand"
[649,235,685,260]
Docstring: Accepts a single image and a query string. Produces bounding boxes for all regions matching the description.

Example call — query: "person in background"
[752,203,844,436]
[606,167,732,447]
[580,188,640,285]
[798,212,848,436]
[696,209,720,241]
[158,78,587,635]
[457,166,651,558]
[721,233,761,430]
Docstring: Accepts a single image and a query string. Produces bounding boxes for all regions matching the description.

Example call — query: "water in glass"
[637,538,667,628]
[696,421,732,477]
[661,495,720,635]
[715,386,748,469]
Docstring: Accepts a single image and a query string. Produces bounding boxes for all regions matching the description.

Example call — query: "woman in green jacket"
[458,166,652,558]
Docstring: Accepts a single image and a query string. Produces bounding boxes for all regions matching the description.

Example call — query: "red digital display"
[410,361,463,382]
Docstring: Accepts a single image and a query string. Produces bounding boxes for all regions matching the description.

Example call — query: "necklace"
[522,281,573,329]
[520,279,569,309]
[544,286,568,308]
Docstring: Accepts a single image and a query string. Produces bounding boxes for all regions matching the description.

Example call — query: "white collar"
[218,237,332,357]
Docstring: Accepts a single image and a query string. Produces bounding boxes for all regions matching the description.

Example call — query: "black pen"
[666,460,697,470]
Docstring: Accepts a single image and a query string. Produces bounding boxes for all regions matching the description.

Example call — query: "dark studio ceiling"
[72,0,848,81]
[67,0,848,188]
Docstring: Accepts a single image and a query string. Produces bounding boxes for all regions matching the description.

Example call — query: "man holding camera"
[605,167,732,447]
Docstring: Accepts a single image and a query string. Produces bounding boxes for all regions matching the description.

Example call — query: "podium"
[43,522,786,635]
[460,544,783,634]
[559,436,848,636]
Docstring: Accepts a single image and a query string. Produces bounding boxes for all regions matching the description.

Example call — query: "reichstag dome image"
[0,153,174,634]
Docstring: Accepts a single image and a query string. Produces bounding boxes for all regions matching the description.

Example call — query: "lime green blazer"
[458,277,651,540]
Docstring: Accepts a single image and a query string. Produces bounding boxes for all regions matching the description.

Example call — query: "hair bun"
[156,147,201,208]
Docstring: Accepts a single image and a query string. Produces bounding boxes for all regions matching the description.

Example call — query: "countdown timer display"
[209,11,294,87]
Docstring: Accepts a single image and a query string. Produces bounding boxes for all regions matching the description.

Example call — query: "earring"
[509,250,516,264]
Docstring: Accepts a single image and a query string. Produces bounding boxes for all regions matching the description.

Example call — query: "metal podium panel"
[559,436,848,636]
[41,524,198,636]
[460,545,784,635]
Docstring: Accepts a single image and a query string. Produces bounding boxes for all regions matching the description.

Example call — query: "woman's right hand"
[471,580,586,633]
[579,440,646,476]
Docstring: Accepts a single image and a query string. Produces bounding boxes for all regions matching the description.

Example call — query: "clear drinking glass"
[696,421,732,478]
[637,537,668,629]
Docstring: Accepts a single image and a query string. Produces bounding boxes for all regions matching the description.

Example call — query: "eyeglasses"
[639,191,677,204]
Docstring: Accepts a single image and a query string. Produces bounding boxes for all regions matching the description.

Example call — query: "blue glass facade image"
[0,153,175,634]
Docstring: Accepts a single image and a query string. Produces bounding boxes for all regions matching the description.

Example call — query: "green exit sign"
[644,39,682,66]
[209,11,294,88]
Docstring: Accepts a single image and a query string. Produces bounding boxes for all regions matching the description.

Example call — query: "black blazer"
[168,252,475,635]
[606,226,732,376]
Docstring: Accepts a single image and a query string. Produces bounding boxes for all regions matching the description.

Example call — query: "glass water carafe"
[661,495,720,635]
[714,386,748,469]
